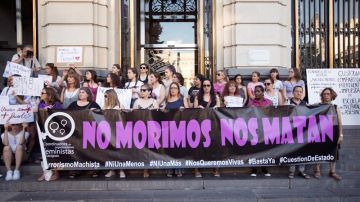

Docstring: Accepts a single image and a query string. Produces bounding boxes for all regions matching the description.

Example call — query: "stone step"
[0,171,359,193]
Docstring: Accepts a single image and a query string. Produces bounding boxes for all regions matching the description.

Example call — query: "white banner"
[3,61,32,78]
[306,68,360,126]
[56,47,83,63]
[0,104,34,124]
[96,87,132,109]
[13,77,44,97]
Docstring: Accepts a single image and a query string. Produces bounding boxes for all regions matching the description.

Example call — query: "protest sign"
[3,61,32,78]
[56,47,83,64]
[96,87,132,109]
[12,77,44,97]
[0,96,10,105]
[38,75,53,86]
[36,105,339,170]
[0,104,34,124]
[307,68,360,125]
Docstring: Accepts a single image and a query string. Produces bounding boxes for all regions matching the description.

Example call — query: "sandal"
[288,172,294,179]
[314,171,321,179]
[37,174,45,182]
[298,172,310,179]
[143,170,149,178]
[329,172,342,181]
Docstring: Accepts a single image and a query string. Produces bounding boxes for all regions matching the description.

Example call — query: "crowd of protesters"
[0,45,343,182]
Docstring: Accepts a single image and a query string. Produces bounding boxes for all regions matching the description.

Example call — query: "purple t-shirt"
[214,82,226,96]
[247,98,272,107]
[38,101,63,110]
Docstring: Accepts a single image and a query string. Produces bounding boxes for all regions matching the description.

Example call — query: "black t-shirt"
[188,86,201,103]
[67,101,101,110]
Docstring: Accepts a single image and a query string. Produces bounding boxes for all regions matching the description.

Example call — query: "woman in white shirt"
[125,68,143,108]
[264,78,283,107]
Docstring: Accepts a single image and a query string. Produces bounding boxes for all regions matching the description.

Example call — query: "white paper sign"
[38,75,53,86]
[306,68,360,126]
[0,104,34,124]
[224,96,244,107]
[96,87,132,109]
[0,96,10,105]
[56,47,83,63]
[3,61,32,78]
[12,77,44,97]
[248,50,270,65]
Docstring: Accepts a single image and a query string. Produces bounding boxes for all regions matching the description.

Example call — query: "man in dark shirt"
[188,74,204,108]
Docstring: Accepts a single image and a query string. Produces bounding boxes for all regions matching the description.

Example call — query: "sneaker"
[264,172,271,177]
[167,173,173,178]
[5,171,13,181]
[0,174,2,178]
[119,170,126,179]
[195,171,202,178]
[250,173,257,177]
[12,170,21,180]
[105,170,115,178]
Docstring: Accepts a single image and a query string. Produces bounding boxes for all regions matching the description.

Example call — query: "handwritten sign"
[0,96,10,105]
[306,68,360,126]
[0,104,34,124]
[38,75,53,86]
[3,61,32,78]
[12,77,44,97]
[96,87,132,109]
[56,47,83,63]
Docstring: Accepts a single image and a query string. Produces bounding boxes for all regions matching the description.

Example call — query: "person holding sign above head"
[83,70,100,101]
[149,72,166,108]
[283,67,305,102]
[287,85,310,179]
[11,45,41,77]
[194,78,221,178]
[125,68,144,108]
[103,89,126,179]
[222,80,243,107]
[2,123,30,181]
[314,87,343,181]
[133,84,159,178]
[248,85,272,177]
[60,72,80,108]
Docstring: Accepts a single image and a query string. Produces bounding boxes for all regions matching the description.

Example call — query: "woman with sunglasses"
[103,89,126,179]
[138,63,150,84]
[125,68,144,108]
[222,80,244,107]
[83,70,99,101]
[133,84,159,178]
[149,72,166,107]
[37,87,63,182]
[233,74,248,106]
[264,78,283,107]
[283,67,305,102]
[214,70,227,96]
[247,71,264,101]
[194,78,221,178]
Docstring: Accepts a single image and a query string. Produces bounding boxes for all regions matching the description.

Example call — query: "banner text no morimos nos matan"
[37,105,339,170]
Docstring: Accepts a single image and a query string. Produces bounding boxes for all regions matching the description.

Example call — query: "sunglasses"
[41,92,47,95]
[217,73,222,76]
[140,66,147,69]
[264,83,272,86]
[203,84,211,88]
[104,95,108,98]
[141,89,150,92]
[170,87,179,90]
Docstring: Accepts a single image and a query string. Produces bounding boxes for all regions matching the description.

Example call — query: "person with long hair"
[222,80,243,107]
[112,64,125,86]
[83,70,99,101]
[125,68,144,108]
[283,67,305,101]
[233,74,248,106]
[264,78,283,107]
[43,63,62,92]
[2,123,29,181]
[162,65,176,91]
[149,72,166,107]
[60,72,80,108]
[247,71,264,101]
[248,85,272,177]
[214,70,227,96]
[104,73,122,89]
[103,89,126,179]
[133,84,159,178]
[194,78,221,178]
[37,87,63,182]
[269,68,286,103]
[138,63,150,84]
[314,87,343,181]
[188,74,205,108]
[172,72,188,99]
[67,87,101,110]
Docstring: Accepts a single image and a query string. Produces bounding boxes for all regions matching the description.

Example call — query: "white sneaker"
[264,172,271,177]
[12,170,21,180]
[119,170,126,179]
[250,173,257,177]
[5,170,13,181]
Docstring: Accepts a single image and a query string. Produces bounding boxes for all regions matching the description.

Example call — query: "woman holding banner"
[314,87,343,181]
[248,85,272,177]
[133,84,159,178]
[103,89,126,179]
[37,87,63,181]
[194,78,221,178]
